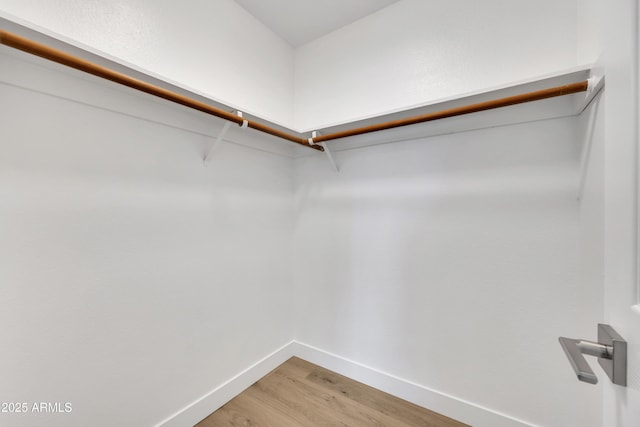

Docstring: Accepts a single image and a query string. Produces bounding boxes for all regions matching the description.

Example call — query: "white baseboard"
[155,341,296,427]
[292,341,537,427]
[157,340,536,427]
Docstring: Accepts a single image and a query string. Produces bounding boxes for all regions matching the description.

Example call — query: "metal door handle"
[558,324,626,386]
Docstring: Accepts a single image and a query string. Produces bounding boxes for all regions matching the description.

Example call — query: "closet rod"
[0,30,323,152]
[311,80,589,143]
[1,29,589,149]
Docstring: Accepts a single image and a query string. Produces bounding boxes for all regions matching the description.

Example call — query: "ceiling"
[234,0,402,47]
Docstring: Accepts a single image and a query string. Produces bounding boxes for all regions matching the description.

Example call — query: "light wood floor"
[195,357,469,427]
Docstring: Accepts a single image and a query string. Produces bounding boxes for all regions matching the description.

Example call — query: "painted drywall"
[0,2,606,426]
[0,0,295,126]
[294,0,578,130]
[576,94,605,425]
[0,49,294,427]
[576,0,603,65]
[292,117,602,427]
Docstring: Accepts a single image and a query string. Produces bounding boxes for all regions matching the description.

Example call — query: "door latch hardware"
[559,324,626,386]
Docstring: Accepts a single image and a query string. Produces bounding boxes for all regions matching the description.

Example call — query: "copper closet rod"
[0,30,589,150]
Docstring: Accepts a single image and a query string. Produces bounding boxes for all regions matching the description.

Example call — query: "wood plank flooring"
[195,357,469,427]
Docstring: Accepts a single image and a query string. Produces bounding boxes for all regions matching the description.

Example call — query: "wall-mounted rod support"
[236,111,249,129]
[0,29,323,152]
[319,142,338,172]
[204,121,231,164]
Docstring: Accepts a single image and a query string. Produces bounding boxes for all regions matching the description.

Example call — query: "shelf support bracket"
[204,121,232,165]
[308,131,338,172]
[320,140,339,172]
[577,93,602,199]
[204,112,249,165]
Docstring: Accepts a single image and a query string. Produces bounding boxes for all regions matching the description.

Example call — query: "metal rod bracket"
[236,111,248,128]
[204,121,232,164]
[308,130,318,146]
[319,140,339,172]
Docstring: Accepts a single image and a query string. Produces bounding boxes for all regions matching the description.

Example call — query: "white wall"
[576,0,604,65]
[294,0,578,130]
[577,95,605,341]
[576,94,605,425]
[0,2,606,426]
[0,0,295,126]
[292,116,602,427]
[0,49,294,427]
